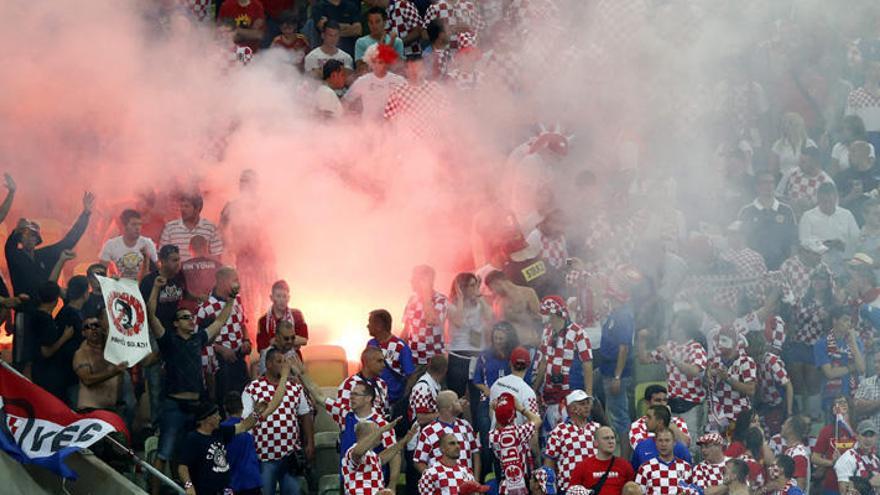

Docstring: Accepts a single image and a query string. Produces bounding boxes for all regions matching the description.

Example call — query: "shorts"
[782,341,814,365]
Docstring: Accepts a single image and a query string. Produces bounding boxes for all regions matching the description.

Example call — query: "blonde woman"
[771,112,816,176]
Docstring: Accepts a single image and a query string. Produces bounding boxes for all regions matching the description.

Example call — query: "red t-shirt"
[181,256,222,301]
[260,0,295,19]
[570,456,635,495]
[218,0,266,50]
[724,441,746,458]
[256,309,308,351]
[814,423,857,491]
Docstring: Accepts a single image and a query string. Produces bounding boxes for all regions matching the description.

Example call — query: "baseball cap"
[858,419,878,435]
[566,390,592,405]
[567,487,590,495]
[697,433,725,446]
[509,346,531,367]
[849,252,875,267]
[194,402,219,422]
[801,238,829,255]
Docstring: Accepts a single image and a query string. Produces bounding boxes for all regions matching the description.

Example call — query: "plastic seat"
[315,431,340,479]
[634,380,667,418]
[303,346,349,388]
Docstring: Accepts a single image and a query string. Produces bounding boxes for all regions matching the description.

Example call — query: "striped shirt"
[159,217,223,261]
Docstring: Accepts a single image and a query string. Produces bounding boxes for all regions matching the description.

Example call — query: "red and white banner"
[97,275,152,366]
[0,362,128,479]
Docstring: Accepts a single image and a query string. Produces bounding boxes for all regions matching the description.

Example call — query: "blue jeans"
[157,398,196,461]
[260,459,301,495]
[601,372,632,442]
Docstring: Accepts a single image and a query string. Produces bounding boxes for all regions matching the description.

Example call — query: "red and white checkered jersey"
[779,255,830,305]
[527,229,568,271]
[692,459,726,490]
[544,420,600,491]
[629,416,690,449]
[792,300,827,345]
[414,419,480,470]
[784,443,810,479]
[719,247,768,301]
[408,372,441,450]
[707,352,757,426]
[370,335,411,378]
[635,457,693,495]
[386,0,422,39]
[757,352,790,407]
[383,80,449,139]
[418,460,477,495]
[422,0,485,47]
[243,376,310,461]
[846,87,880,132]
[179,0,213,22]
[489,422,536,494]
[404,291,449,365]
[540,321,593,403]
[836,444,880,480]
[325,374,389,427]
[649,340,707,404]
[342,447,385,495]
[197,293,248,372]
[778,168,833,206]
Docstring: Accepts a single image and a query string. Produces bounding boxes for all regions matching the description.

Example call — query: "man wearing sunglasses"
[147,275,236,495]
[72,314,128,412]
[834,419,880,495]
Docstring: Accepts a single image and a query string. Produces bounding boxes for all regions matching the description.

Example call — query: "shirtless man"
[72,314,127,411]
[485,270,542,347]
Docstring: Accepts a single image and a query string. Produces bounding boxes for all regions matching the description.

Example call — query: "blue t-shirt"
[219,417,262,492]
[597,304,635,378]
[631,437,692,470]
[813,335,865,398]
[354,34,405,61]
[367,337,416,403]
[472,349,535,394]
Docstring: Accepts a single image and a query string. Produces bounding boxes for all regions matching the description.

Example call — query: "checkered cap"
[540,295,569,319]
[697,433,724,446]
[458,31,477,49]
[567,486,590,495]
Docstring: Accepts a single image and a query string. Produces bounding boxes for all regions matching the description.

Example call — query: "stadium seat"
[314,431,340,479]
[302,345,348,388]
[634,380,667,418]
[319,475,340,495]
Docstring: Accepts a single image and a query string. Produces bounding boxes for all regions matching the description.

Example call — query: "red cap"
[509,346,531,367]
[495,393,516,426]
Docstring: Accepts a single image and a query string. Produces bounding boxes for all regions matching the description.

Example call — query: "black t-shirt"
[140,270,187,331]
[157,328,208,397]
[55,304,84,351]
[82,292,104,319]
[178,424,236,495]
[312,0,362,54]
[32,310,78,400]
[503,256,561,298]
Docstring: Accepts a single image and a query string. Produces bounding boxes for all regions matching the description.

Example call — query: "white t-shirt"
[344,72,406,121]
[832,141,876,171]
[303,47,353,75]
[99,236,158,279]
[489,374,537,429]
[315,84,344,119]
[772,137,817,176]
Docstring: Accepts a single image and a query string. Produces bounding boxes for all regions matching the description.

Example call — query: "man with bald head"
[413,390,481,479]
[838,140,880,224]
[323,346,390,426]
[570,426,635,495]
[196,266,252,400]
[418,433,485,495]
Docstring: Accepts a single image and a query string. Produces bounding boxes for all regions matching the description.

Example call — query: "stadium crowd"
[9,1,880,495]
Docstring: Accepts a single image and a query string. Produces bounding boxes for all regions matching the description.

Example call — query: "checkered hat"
[567,486,590,495]
[533,467,557,494]
[697,432,724,446]
[540,295,569,319]
[458,32,477,49]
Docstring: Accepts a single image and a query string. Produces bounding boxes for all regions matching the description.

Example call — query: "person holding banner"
[147,275,237,495]
[72,314,127,411]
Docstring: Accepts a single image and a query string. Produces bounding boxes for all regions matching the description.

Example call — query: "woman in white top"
[771,112,816,176]
[446,272,493,418]
[830,114,874,175]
